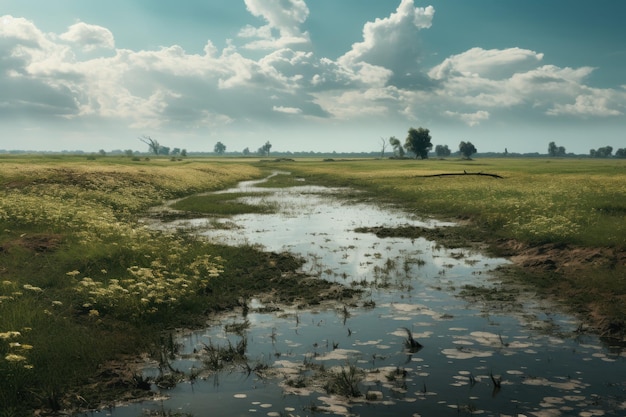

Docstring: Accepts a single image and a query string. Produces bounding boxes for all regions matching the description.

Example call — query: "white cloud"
[338,0,434,88]
[241,0,310,50]
[547,94,622,117]
[444,110,490,126]
[59,22,114,51]
[1,0,625,148]
[429,47,544,81]
[273,105,301,114]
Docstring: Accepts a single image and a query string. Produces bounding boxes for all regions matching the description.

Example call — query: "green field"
[0,155,624,415]
[260,157,626,333]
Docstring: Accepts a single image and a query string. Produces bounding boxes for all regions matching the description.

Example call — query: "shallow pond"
[83,173,625,417]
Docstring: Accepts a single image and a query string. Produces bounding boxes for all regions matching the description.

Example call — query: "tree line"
[386,127,478,160]
[549,141,625,158]
[134,132,624,159]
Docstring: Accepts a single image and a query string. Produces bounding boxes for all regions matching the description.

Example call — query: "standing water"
[84,173,625,417]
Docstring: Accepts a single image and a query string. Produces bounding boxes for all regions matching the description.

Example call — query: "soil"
[353,225,626,339]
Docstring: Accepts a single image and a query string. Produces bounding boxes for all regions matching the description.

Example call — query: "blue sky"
[1,0,625,154]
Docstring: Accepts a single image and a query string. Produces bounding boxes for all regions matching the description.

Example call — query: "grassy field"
[259,157,626,334]
[0,155,624,415]
[0,155,358,416]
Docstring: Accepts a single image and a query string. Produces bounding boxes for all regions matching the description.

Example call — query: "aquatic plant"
[400,327,423,352]
[323,364,364,398]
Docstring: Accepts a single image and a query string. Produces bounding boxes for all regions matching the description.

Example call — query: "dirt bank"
[354,225,626,340]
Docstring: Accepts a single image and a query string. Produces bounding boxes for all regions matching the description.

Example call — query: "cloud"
[444,110,490,126]
[338,0,435,88]
[1,0,624,146]
[59,22,115,51]
[240,0,310,50]
[429,47,545,82]
[547,94,622,117]
[273,105,301,114]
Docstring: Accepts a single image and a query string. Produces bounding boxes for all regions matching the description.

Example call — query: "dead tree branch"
[416,171,504,179]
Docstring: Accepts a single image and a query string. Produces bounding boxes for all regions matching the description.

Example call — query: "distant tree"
[180,149,187,157]
[404,127,432,159]
[379,137,388,158]
[98,149,106,156]
[171,147,181,156]
[158,146,170,156]
[214,141,226,155]
[616,148,626,158]
[124,149,134,157]
[434,144,451,157]
[504,147,508,156]
[139,135,160,155]
[389,136,405,158]
[258,141,272,157]
[548,141,566,157]
[459,141,477,159]
[243,147,250,156]
[590,146,613,158]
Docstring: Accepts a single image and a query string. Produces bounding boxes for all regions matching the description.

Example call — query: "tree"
[214,141,226,155]
[139,135,160,155]
[379,137,388,158]
[180,149,187,157]
[459,141,477,159]
[590,146,613,158]
[548,141,566,157]
[158,146,170,156]
[404,127,432,159]
[389,136,405,158]
[616,148,626,158]
[98,149,106,156]
[171,148,181,156]
[124,149,134,157]
[434,144,451,157]
[258,141,272,157]
[243,147,250,156]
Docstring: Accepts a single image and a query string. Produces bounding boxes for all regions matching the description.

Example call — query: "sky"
[1,0,625,154]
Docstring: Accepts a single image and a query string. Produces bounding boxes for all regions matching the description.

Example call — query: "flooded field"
[86,173,626,417]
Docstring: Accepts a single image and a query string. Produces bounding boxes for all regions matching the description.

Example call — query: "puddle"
[84,173,626,416]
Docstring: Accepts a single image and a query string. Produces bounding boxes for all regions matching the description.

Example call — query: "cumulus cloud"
[547,94,622,117]
[0,0,624,142]
[338,0,435,88]
[240,0,310,50]
[428,47,544,81]
[59,22,114,51]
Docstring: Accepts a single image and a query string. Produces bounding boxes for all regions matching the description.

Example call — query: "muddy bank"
[354,225,626,339]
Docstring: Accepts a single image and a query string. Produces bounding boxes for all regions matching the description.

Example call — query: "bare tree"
[379,137,388,158]
[139,135,160,155]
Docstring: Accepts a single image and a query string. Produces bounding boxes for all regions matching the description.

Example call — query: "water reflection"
[89,173,625,417]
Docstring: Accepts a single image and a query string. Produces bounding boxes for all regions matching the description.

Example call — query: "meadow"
[259,157,626,334]
[0,155,624,415]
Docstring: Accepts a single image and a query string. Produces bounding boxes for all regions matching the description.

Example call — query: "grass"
[1,155,625,414]
[0,155,354,416]
[256,157,626,334]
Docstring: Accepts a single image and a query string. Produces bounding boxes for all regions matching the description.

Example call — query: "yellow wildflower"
[5,353,27,362]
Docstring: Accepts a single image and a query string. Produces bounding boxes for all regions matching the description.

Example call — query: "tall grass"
[0,156,263,415]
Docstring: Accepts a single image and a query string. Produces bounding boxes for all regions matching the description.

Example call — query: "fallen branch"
[417,171,504,179]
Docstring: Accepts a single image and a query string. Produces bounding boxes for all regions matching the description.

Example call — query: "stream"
[81,173,625,417]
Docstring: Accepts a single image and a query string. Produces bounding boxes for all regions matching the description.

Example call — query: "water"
[84,173,626,417]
